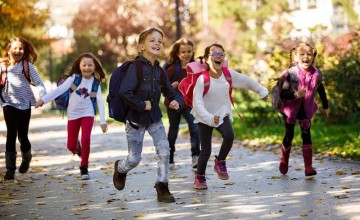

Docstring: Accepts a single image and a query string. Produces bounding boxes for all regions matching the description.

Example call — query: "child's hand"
[323,108,330,117]
[172,81,179,88]
[169,100,180,110]
[214,115,220,125]
[100,124,108,133]
[295,88,306,98]
[145,100,152,110]
[35,99,44,108]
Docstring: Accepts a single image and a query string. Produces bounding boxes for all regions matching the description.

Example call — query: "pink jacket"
[281,65,322,125]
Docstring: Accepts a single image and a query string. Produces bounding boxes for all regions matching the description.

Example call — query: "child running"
[278,42,330,179]
[36,52,108,180]
[112,27,184,203]
[191,43,269,189]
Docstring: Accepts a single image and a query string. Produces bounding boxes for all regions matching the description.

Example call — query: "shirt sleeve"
[230,69,269,98]
[29,63,47,97]
[41,75,75,104]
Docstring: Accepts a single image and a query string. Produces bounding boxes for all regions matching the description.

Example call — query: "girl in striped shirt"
[1,37,46,180]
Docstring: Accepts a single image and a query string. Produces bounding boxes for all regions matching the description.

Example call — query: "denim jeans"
[118,120,170,183]
[167,107,200,157]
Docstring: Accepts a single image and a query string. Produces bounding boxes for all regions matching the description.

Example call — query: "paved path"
[0,114,359,220]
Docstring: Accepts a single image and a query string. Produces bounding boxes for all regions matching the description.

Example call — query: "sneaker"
[77,140,81,158]
[214,156,229,180]
[113,160,127,190]
[194,172,207,189]
[169,162,175,170]
[192,156,199,171]
[154,182,175,203]
[80,166,90,180]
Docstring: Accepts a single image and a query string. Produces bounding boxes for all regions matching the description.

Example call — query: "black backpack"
[107,60,143,122]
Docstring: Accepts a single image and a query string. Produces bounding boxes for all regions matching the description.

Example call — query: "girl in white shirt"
[192,43,268,189]
[36,53,108,180]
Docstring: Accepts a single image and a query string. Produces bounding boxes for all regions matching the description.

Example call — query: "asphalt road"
[0,114,359,220]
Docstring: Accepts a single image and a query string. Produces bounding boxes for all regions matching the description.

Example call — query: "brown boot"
[154,182,175,203]
[113,160,127,190]
[279,145,291,175]
[302,144,317,178]
[4,152,17,180]
[19,150,32,173]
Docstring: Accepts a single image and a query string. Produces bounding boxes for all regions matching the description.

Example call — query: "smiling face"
[294,45,315,70]
[139,30,163,60]
[7,40,24,65]
[205,46,225,73]
[178,44,194,65]
[79,57,95,79]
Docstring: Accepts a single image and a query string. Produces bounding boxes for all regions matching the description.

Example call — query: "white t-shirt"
[41,75,106,124]
[191,69,268,127]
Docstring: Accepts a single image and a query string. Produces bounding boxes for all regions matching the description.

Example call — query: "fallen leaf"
[334,194,349,199]
[299,212,308,216]
[133,214,145,218]
[271,176,281,179]
[350,170,360,175]
[315,199,323,204]
[191,198,202,204]
[335,170,345,175]
[225,182,234,185]
[341,185,351,189]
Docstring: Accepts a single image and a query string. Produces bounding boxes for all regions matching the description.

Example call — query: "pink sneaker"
[214,156,229,180]
[194,173,207,189]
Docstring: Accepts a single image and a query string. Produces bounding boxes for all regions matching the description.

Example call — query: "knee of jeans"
[157,139,170,156]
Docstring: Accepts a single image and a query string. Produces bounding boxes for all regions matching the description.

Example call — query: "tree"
[0,0,49,51]
[67,0,196,74]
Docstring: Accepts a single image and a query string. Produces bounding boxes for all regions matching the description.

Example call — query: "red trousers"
[67,117,94,167]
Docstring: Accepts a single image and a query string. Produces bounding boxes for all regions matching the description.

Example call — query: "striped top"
[0,61,46,110]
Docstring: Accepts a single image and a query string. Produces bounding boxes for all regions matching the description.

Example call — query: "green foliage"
[0,0,50,51]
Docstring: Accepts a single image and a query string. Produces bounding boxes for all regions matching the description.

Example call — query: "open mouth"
[151,47,160,51]
[214,60,222,65]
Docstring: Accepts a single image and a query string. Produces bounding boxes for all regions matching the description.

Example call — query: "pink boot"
[302,144,317,178]
[279,145,291,175]
[214,156,229,180]
[194,172,207,189]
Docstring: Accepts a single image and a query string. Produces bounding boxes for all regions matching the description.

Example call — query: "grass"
[231,117,360,161]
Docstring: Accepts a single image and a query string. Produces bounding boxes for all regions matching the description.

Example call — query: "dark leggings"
[282,121,312,148]
[3,105,32,153]
[197,116,234,175]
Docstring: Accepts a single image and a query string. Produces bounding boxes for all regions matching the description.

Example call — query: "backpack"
[107,60,143,123]
[54,74,100,114]
[178,60,233,108]
[271,68,297,113]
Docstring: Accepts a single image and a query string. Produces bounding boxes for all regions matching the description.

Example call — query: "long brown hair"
[2,37,38,66]
[68,53,106,83]
[168,38,194,65]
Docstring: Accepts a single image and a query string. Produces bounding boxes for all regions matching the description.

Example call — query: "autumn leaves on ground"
[0,116,359,219]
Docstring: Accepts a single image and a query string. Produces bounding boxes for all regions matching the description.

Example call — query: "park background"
[1,0,359,159]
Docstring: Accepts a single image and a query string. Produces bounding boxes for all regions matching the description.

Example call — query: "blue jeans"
[118,120,170,183]
[167,107,200,157]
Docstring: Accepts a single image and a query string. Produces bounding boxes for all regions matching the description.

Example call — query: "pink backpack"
[178,60,242,119]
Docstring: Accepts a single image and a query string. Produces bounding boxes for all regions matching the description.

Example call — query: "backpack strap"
[222,67,244,120]
[202,71,210,96]
[70,74,82,92]
[90,79,100,114]
[22,60,32,84]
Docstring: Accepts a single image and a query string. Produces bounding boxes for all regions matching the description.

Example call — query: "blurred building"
[287,0,360,39]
